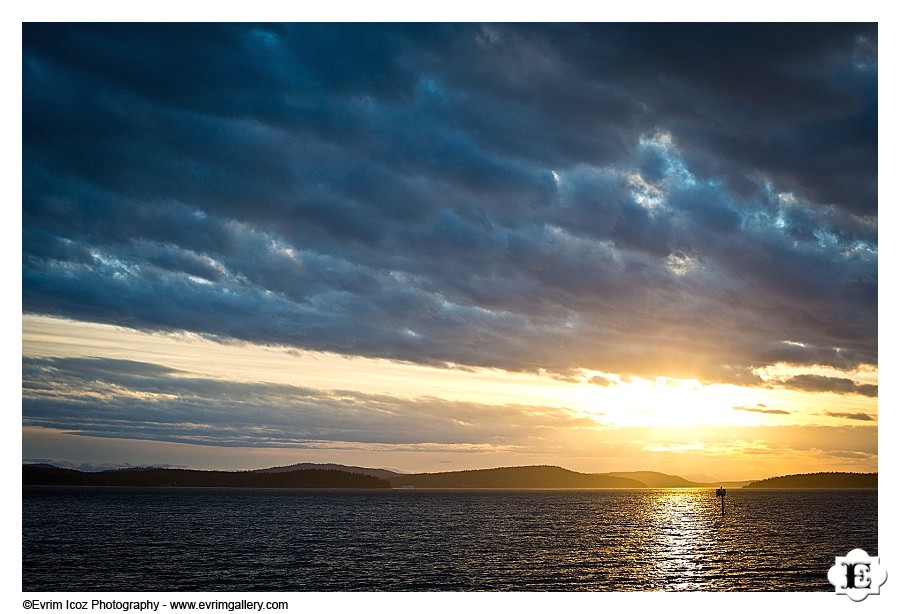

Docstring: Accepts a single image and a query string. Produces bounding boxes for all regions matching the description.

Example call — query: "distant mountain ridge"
[23,462,874,490]
[602,471,701,488]
[389,466,645,489]
[602,471,751,488]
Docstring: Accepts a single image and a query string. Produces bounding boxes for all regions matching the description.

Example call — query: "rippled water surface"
[23,487,876,591]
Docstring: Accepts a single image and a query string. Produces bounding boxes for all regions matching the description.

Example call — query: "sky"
[21,22,879,481]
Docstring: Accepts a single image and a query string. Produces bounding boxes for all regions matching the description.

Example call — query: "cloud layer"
[23,357,876,469]
[22,357,595,449]
[23,24,877,387]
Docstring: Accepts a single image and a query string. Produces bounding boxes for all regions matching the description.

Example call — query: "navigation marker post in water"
[716,487,726,515]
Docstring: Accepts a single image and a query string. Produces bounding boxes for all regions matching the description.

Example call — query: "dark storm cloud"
[733,405,790,415]
[776,374,877,397]
[22,357,596,448]
[23,24,877,389]
[825,411,876,422]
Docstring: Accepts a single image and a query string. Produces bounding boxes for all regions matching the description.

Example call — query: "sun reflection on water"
[641,489,728,590]
[24,488,876,591]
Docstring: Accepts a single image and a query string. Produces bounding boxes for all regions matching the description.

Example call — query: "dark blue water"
[22,487,877,591]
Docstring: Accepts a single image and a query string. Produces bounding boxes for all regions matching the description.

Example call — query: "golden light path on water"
[644,489,722,589]
[23,486,879,591]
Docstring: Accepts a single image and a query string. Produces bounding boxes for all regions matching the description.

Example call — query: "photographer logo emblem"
[827,548,887,601]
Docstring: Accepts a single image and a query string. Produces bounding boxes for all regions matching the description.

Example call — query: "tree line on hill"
[743,472,877,488]
[22,465,391,489]
[22,463,877,489]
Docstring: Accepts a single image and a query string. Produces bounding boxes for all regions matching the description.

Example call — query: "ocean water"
[22,487,877,592]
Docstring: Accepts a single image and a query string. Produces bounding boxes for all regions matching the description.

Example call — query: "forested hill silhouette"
[22,465,391,488]
[254,462,402,480]
[744,472,877,488]
[389,465,646,488]
[27,463,873,490]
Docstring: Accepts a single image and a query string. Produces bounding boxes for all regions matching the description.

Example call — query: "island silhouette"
[23,463,877,489]
[743,472,877,488]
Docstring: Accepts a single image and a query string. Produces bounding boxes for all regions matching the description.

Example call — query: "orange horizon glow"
[21,314,877,481]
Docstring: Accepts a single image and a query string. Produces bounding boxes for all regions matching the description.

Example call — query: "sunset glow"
[23,313,876,480]
[22,23,877,483]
